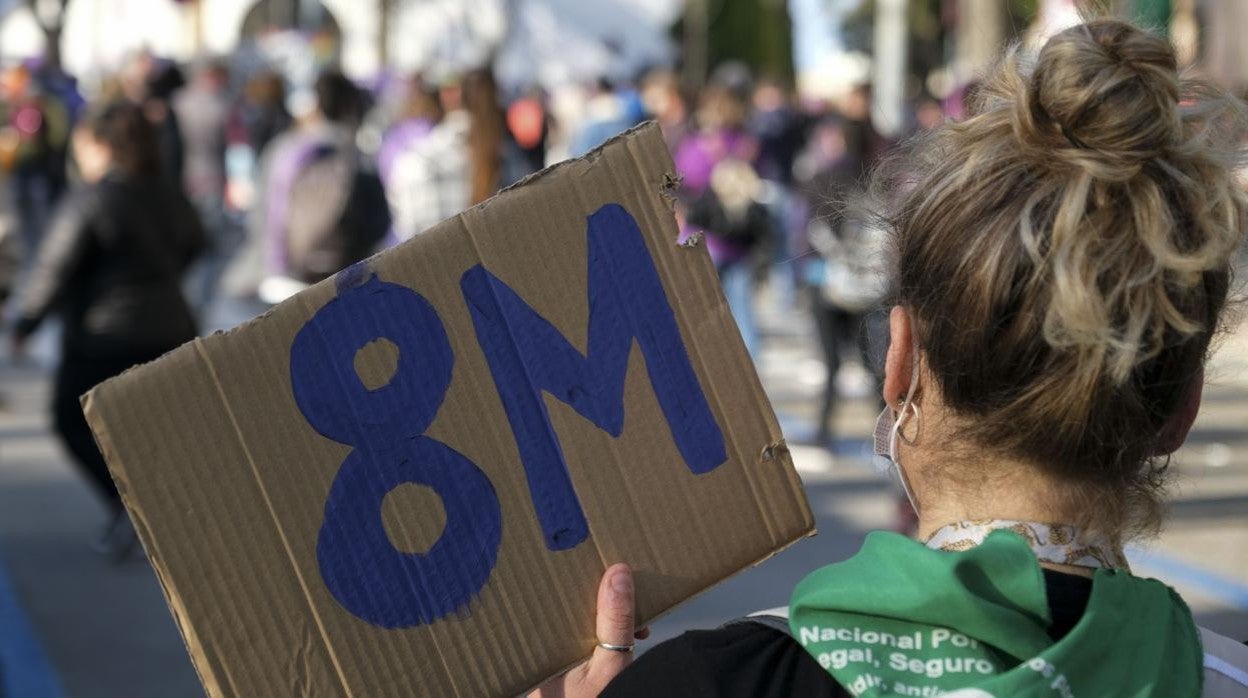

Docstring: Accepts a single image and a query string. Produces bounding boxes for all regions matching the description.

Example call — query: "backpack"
[283,138,390,284]
[809,212,889,313]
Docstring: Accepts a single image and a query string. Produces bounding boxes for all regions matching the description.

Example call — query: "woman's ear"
[1153,369,1204,456]
[883,306,915,410]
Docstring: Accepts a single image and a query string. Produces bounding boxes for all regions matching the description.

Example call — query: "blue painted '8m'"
[290,203,727,629]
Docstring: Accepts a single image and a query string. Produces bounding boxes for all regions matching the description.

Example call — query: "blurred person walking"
[8,102,205,558]
[223,71,292,221]
[749,76,808,310]
[676,82,769,358]
[379,75,447,242]
[640,70,690,150]
[1,64,73,259]
[0,181,20,304]
[569,78,641,158]
[0,183,15,416]
[116,51,187,189]
[385,69,506,242]
[377,75,442,191]
[174,59,234,310]
[840,82,887,179]
[214,72,291,305]
[506,87,551,176]
[228,71,292,165]
[463,70,509,203]
[794,116,889,448]
[250,70,389,300]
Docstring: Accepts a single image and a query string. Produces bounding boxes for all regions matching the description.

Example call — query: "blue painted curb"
[0,554,63,698]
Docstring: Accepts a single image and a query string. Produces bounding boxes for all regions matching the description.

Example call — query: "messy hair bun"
[885,19,1246,538]
[1027,20,1180,174]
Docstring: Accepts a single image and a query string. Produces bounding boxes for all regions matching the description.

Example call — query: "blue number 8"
[290,275,502,628]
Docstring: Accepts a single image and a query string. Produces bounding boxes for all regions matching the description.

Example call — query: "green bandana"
[788,530,1203,697]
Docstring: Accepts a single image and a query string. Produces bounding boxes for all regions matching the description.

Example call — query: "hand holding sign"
[530,563,647,698]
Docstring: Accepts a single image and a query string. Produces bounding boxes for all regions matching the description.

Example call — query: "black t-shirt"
[602,570,1093,698]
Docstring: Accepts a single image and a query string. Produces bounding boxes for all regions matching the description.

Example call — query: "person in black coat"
[10,100,204,556]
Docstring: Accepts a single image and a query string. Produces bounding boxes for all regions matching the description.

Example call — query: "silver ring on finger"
[597,642,634,653]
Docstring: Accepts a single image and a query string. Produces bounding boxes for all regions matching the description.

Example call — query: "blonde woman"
[536,19,1248,698]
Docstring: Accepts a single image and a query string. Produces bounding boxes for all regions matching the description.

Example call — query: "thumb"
[587,563,636,682]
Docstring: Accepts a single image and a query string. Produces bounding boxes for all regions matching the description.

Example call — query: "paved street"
[1,293,1246,697]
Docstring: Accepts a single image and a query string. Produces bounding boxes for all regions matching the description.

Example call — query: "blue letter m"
[460,203,727,551]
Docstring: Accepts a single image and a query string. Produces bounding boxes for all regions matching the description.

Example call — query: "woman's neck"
[895,396,1120,569]
[910,451,1086,542]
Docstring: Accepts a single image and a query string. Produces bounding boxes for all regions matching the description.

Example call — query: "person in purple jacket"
[674,82,769,358]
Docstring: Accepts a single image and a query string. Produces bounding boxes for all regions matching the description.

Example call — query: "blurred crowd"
[0,51,956,547]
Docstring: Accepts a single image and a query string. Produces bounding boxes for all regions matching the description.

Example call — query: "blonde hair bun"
[1027,21,1180,171]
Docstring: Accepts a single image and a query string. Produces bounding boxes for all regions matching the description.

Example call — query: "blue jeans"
[719,261,759,359]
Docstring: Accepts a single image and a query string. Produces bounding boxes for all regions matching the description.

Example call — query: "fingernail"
[611,570,633,596]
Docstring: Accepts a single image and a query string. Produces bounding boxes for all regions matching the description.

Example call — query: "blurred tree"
[1127,0,1171,32]
[379,0,393,65]
[682,0,709,88]
[844,0,946,96]
[24,0,69,69]
[1012,0,1040,23]
[679,0,794,87]
[844,0,1038,98]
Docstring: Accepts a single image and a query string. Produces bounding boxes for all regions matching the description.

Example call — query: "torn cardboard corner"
[83,121,815,698]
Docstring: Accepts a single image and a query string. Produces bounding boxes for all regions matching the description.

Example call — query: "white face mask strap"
[889,407,922,516]
[889,341,923,515]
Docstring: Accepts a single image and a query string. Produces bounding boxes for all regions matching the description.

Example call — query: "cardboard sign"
[83,123,815,697]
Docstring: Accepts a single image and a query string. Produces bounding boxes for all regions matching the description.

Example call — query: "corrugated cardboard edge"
[81,374,224,696]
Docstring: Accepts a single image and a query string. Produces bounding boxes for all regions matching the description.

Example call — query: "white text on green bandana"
[789,530,1202,697]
